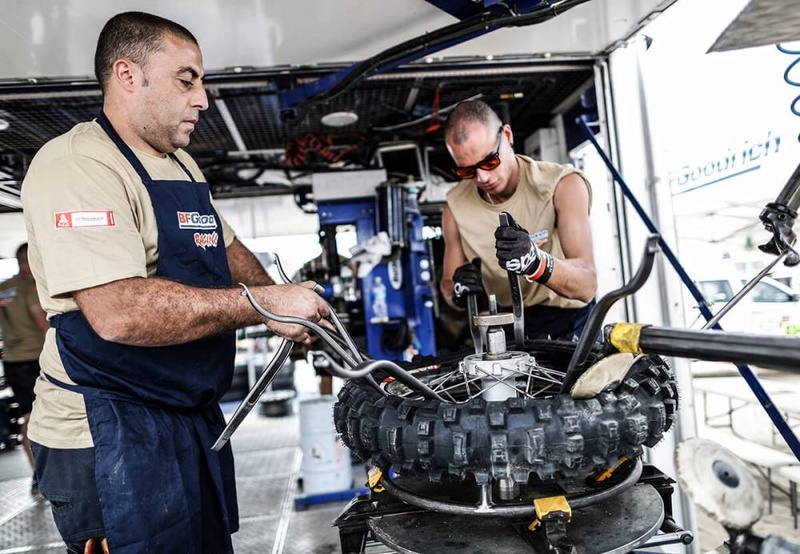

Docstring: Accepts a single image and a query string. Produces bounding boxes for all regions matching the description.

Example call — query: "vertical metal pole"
[577,117,800,460]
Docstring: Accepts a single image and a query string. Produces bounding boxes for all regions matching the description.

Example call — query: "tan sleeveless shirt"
[446,155,591,308]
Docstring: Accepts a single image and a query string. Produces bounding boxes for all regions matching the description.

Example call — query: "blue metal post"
[577,116,800,460]
[317,198,436,361]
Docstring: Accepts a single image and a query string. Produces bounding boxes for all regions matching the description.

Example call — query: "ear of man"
[111,59,139,92]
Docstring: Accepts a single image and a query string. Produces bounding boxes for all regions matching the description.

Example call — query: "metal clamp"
[529,495,576,554]
[528,495,572,532]
[367,467,385,493]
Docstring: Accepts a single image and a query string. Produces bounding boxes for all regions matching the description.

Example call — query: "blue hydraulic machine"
[311,170,437,361]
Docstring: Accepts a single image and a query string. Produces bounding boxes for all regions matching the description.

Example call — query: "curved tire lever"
[212,339,293,451]
[560,234,660,393]
[212,254,297,451]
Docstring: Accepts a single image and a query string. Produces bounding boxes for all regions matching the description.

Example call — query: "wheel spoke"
[385,356,571,401]
[335,348,677,488]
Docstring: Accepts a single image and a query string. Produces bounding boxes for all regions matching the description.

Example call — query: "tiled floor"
[0,395,370,554]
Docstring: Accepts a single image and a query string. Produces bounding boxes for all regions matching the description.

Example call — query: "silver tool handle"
[211,254,297,451]
[498,213,525,349]
[211,339,293,451]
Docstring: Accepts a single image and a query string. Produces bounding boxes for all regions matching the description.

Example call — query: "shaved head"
[444,100,502,145]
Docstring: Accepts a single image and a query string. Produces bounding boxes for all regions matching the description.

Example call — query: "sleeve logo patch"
[529,229,549,246]
[55,210,116,229]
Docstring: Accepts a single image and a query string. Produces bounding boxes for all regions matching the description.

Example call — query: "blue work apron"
[498,299,596,342]
[47,112,238,553]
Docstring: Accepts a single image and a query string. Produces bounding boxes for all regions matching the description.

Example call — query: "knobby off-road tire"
[334,342,678,485]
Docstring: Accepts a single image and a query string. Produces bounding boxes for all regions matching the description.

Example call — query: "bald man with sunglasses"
[440,100,597,343]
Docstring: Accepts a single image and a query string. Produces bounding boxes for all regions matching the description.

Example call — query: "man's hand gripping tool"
[499,213,526,349]
[211,256,321,452]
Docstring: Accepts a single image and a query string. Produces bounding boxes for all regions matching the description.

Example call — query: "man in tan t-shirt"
[21,11,330,554]
[440,100,597,342]
[0,243,48,493]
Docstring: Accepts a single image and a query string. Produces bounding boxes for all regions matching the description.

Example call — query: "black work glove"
[452,257,484,308]
[495,212,551,281]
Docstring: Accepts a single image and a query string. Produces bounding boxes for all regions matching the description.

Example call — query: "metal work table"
[693,376,800,443]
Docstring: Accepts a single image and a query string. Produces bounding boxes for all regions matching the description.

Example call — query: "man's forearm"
[541,258,597,302]
[74,276,269,346]
[440,278,461,310]
[227,238,275,286]
[29,304,49,335]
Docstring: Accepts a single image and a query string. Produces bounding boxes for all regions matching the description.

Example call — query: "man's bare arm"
[440,203,469,310]
[73,277,328,347]
[226,237,275,286]
[28,302,49,336]
[545,173,597,302]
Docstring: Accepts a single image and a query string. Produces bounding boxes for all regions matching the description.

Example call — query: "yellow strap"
[367,467,385,492]
[528,495,572,531]
[592,456,629,482]
[609,323,648,354]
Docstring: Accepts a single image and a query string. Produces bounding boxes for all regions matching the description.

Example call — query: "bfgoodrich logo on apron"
[176,211,219,250]
[177,211,217,230]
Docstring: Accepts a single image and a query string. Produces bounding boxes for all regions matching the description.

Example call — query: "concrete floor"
[0,361,798,553]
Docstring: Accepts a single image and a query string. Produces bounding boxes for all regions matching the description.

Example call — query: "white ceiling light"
[321,111,359,127]
[0,119,9,131]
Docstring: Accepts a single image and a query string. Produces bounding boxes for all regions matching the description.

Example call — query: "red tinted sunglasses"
[452,126,504,179]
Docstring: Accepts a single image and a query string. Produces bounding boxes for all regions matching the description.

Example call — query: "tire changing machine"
[332,462,689,554]
[331,237,696,554]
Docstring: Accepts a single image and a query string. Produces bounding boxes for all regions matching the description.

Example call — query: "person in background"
[21,11,329,554]
[440,99,597,343]
[0,243,48,494]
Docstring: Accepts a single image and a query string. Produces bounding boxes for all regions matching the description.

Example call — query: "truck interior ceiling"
[0,60,598,206]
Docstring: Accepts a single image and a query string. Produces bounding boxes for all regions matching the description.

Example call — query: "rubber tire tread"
[334,342,678,485]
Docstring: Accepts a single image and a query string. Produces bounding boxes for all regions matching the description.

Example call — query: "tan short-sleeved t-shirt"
[0,273,45,362]
[21,120,236,448]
